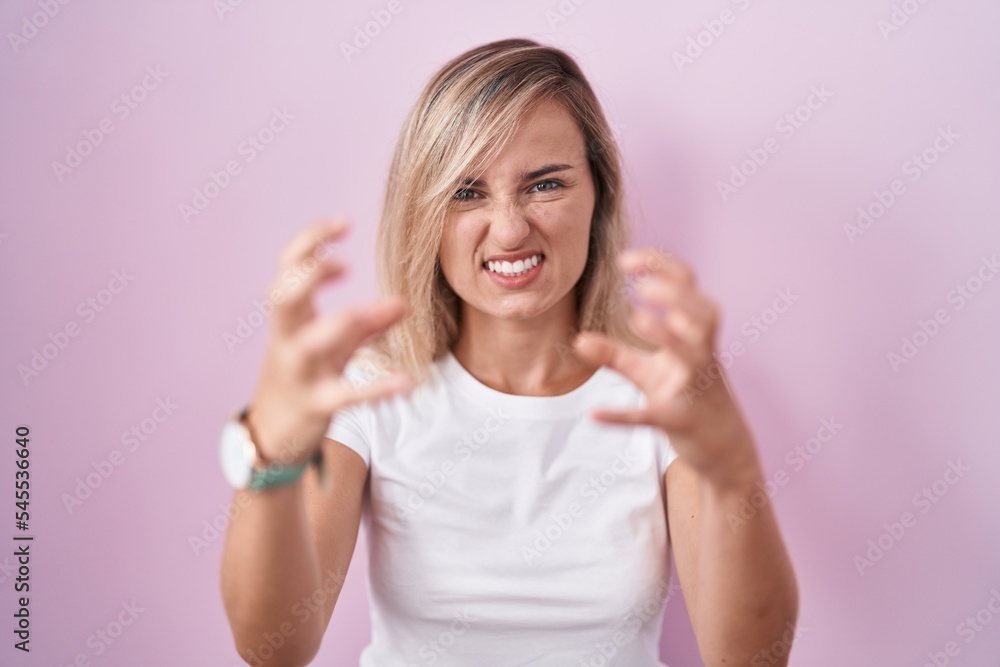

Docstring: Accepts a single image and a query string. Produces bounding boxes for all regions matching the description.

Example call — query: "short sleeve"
[326,402,371,467]
[655,427,681,477]
[635,385,681,477]
[325,355,380,467]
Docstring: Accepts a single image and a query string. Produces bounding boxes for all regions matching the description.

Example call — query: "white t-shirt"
[326,349,681,667]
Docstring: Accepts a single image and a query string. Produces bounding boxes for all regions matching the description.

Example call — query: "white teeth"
[485,254,542,276]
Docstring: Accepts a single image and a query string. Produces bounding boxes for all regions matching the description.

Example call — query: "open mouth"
[482,253,544,277]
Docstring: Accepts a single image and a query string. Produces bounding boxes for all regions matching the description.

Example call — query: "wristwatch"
[219,406,325,493]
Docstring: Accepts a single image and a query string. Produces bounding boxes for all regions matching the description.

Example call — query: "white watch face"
[220,421,255,488]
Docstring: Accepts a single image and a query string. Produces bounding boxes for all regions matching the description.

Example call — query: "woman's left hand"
[572,247,759,488]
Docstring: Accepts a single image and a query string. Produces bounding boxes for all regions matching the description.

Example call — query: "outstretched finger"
[587,405,657,428]
[278,218,349,270]
[272,219,351,336]
[310,371,415,416]
[571,331,649,388]
[628,308,699,368]
[293,298,409,375]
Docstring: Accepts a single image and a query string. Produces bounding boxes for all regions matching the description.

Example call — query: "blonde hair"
[363,37,651,383]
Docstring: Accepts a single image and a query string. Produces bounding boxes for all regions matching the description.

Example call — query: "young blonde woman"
[219,38,798,667]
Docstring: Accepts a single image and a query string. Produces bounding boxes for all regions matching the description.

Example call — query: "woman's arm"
[219,219,413,666]
[220,437,367,667]
[569,246,799,665]
[666,435,799,667]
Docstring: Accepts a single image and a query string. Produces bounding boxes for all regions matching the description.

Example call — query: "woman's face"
[439,98,597,322]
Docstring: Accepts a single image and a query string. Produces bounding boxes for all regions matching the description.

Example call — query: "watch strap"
[248,457,310,492]
[238,407,327,493]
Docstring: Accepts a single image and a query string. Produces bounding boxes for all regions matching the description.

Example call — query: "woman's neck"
[450,294,599,397]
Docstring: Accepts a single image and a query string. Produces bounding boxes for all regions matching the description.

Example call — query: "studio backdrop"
[1,1,998,665]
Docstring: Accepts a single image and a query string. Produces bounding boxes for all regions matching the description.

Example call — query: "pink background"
[2,1,999,665]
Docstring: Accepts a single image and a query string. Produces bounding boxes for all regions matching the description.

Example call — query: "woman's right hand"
[244,218,414,467]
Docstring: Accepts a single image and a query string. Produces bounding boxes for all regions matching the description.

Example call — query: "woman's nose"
[487,201,531,248]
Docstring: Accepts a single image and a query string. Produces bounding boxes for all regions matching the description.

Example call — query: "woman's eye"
[453,188,478,201]
[531,180,562,193]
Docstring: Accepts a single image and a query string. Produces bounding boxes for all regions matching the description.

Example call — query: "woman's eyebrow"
[522,163,573,181]
[461,163,574,187]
